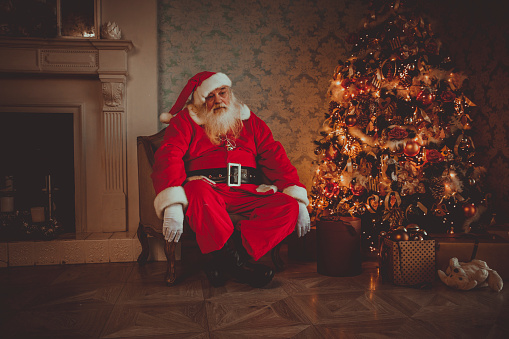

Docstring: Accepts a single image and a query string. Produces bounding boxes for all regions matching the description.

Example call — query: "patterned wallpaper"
[158,0,509,219]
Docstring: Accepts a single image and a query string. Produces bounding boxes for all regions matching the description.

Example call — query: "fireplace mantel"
[0,37,133,75]
[0,37,134,234]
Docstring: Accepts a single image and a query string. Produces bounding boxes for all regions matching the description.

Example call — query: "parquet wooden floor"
[0,246,508,338]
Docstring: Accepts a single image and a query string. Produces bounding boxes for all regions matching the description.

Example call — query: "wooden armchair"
[136,129,286,286]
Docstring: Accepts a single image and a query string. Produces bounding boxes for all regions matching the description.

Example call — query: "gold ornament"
[410,233,424,241]
[358,158,372,176]
[342,140,362,158]
[390,228,409,241]
[454,134,475,159]
[404,140,421,157]
[440,146,453,160]
[366,194,380,213]
[384,191,402,209]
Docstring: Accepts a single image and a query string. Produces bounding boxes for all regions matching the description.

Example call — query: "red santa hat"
[160,71,232,123]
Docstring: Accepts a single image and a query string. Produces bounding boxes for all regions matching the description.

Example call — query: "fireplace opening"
[0,112,75,240]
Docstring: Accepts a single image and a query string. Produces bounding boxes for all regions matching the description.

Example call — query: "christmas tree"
[309,0,493,250]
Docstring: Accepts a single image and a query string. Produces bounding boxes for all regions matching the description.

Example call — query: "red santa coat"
[151,104,308,259]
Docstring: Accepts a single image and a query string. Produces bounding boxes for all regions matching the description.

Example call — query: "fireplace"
[0,37,133,236]
[0,112,75,238]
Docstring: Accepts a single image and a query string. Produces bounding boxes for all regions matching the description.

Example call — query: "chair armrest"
[137,133,165,233]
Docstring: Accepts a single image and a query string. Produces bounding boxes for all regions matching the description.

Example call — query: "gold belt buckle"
[227,163,241,187]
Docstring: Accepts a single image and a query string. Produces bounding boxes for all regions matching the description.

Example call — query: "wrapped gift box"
[433,233,509,280]
[379,236,435,286]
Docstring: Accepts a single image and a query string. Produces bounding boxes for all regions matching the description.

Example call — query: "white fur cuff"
[256,184,277,193]
[154,186,189,219]
[283,185,309,206]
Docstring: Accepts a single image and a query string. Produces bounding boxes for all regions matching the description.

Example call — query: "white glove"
[295,202,311,237]
[163,204,184,242]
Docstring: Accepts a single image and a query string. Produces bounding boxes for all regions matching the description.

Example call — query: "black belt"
[187,164,260,186]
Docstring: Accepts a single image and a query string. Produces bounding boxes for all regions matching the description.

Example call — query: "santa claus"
[152,71,310,288]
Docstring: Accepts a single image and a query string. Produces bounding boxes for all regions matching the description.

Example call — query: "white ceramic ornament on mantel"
[101,21,122,39]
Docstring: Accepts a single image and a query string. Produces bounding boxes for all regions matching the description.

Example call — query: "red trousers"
[183,179,299,260]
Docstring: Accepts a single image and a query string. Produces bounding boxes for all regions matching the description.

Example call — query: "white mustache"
[213,103,227,110]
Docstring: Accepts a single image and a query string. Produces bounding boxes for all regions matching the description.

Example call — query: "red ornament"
[404,140,421,157]
[350,181,366,196]
[345,115,357,127]
[463,203,477,218]
[355,77,371,92]
[325,182,340,198]
[417,89,435,106]
[425,149,445,163]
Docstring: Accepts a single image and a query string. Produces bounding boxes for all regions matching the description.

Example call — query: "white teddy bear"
[438,257,503,292]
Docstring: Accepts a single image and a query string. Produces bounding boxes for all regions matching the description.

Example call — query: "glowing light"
[369,275,377,291]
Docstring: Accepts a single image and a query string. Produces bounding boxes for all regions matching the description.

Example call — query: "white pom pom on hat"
[160,71,232,123]
[159,112,173,123]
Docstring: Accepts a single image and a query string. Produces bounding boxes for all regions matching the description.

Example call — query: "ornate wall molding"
[102,82,125,109]
[40,49,98,70]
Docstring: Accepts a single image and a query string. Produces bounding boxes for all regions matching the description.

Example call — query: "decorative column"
[95,40,133,232]
[100,74,127,231]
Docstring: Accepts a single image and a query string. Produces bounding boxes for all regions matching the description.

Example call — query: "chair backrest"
[137,128,166,232]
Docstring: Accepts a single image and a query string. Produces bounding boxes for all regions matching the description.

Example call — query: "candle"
[31,207,45,223]
[0,197,14,212]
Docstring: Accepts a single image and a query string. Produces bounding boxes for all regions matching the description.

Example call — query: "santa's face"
[205,86,230,114]
[199,86,242,145]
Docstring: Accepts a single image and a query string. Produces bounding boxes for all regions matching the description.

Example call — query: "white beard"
[199,96,243,145]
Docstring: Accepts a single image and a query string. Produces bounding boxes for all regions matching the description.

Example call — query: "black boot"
[240,261,275,288]
[222,233,274,288]
[203,251,228,287]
